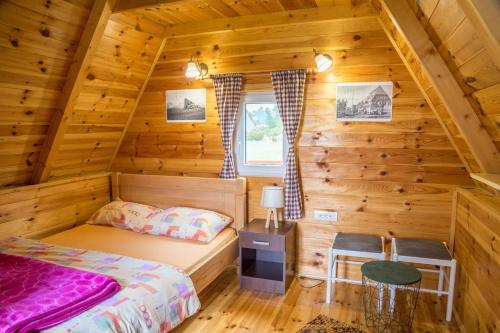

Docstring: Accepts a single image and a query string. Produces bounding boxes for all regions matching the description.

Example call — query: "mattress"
[42,224,237,274]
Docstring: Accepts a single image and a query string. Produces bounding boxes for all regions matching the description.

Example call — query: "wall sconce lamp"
[185,57,208,79]
[313,49,333,72]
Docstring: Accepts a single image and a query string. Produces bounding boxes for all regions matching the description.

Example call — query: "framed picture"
[336,82,393,122]
[165,88,206,122]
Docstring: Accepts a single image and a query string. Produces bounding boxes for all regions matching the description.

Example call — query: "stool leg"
[332,253,338,300]
[438,266,444,297]
[326,247,333,304]
[446,260,457,322]
[389,254,397,314]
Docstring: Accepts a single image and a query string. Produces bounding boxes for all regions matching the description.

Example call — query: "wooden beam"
[113,0,181,12]
[108,36,168,170]
[376,0,500,174]
[163,4,376,38]
[31,0,116,184]
[457,0,500,70]
[470,173,500,191]
[374,1,474,173]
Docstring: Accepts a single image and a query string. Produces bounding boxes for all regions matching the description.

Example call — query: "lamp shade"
[185,61,200,78]
[315,53,333,72]
[260,186,284,208]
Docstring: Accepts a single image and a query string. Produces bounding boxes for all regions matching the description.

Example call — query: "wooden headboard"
[111,172,247,230]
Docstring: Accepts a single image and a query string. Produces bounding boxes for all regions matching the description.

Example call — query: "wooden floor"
[174,266,461,333]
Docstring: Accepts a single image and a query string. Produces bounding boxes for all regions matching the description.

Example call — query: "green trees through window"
[244,103,283,165]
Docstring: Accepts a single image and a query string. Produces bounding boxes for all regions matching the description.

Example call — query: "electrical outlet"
[314,210,338,222]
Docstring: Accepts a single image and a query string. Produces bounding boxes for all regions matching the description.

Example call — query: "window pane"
[244,103,283,165]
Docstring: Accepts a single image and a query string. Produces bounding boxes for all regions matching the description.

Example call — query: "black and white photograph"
[166,89,206,122]
[336,82,393,122]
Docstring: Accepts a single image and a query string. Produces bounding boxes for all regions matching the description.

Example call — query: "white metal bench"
[390,238,457,322]
[326,232,385,304]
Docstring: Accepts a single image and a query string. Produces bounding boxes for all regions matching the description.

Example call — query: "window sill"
[237,170,284,178]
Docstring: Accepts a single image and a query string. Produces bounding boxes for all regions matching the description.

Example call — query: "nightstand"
[239,219,296,294]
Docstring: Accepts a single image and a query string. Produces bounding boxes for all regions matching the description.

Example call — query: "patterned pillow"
[146,207,233,243]
[88,203,232,243]
[87,200,162,233]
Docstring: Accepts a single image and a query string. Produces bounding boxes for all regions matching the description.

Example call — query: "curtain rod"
[201,68,315,79]
[241,68,314,76]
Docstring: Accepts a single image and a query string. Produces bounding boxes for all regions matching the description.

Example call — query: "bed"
[1,172,246,332]
[43,172,246,293]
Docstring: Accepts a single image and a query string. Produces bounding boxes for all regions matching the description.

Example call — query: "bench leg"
[438,266,444,297]
[326,247,333,304]
[446,260,456,322]
[331,253,338,302]
[389,254,397,314]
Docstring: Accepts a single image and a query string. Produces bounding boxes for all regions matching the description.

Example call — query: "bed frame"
[111,172,247,292]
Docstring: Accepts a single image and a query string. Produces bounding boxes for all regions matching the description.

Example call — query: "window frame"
[235,92,288,177]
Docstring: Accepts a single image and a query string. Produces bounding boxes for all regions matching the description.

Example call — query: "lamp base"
[265,208,279,229]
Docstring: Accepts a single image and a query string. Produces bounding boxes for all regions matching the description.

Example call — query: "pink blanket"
[0,253,121,333]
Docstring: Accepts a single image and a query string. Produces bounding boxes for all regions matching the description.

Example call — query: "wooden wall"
[453,188,499,332]
[44,10,165,180]
[0,2,166,186]
[409,0,500,153]
[0,173,110,239]
[0,0,93,187]
[112,11,473,278]
[0,0,494,188]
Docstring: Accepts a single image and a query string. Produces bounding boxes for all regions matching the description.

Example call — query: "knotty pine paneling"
[0,173,110,239]
[0,2,167,186]
[409,0,500,151]
[129,0,321,26]
[453,188,500,333]
[45,11,166,181]
[376,0,483,173]
[0,0,93,187]
[112,16,473,278]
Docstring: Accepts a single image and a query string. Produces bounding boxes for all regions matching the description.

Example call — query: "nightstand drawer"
[240,233,284,251]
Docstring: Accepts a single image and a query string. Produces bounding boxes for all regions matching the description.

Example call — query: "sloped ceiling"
[408,0,500,153]
[0,0,498,188]
[0,0,94,187]
[374,0,500,174]
[37,10,166,180]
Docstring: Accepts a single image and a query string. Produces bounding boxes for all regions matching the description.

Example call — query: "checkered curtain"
[211,73,243,179]
[271,69,307,220]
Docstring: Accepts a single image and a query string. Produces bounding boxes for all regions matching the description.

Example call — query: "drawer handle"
[253,240,270,246]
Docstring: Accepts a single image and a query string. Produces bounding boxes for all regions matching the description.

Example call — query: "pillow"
[87,200,162,233]
[146,207,233,243]
[88,202,232,243]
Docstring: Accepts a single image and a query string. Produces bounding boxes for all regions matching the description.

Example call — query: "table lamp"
[261,186,284,229]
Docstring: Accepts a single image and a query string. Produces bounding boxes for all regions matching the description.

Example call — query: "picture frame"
[336,82,393,122]
[165,88,206,123]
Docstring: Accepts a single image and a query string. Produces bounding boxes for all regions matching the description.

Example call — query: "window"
[235,92,287,176]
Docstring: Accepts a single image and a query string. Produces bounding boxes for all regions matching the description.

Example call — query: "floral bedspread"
[0,237,200,333]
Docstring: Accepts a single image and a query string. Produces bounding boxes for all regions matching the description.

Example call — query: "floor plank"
[174,266,461,333]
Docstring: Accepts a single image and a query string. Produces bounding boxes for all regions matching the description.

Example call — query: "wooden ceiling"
[408,0,500,158]
[0,0,94,186]
[116,0,350,22]
[0,0,498,188]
